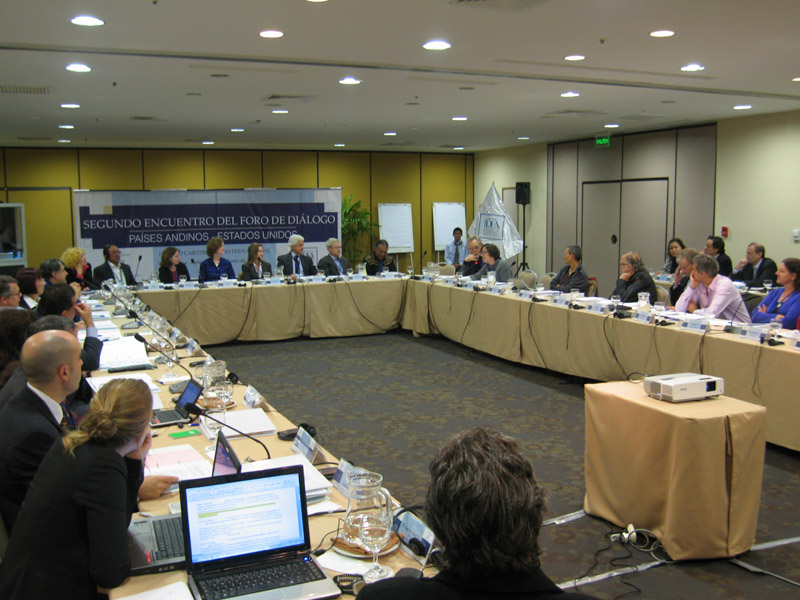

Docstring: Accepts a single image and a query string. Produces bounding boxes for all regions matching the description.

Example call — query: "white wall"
[716,109,800,264]
[474,144,548,276]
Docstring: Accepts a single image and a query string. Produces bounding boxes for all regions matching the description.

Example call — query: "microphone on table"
[133,255,143,280]
[184,402,271,459]
[414,250,428,276]
[130,309,176,349]
[133,333,193,378]
[723,292,749,334]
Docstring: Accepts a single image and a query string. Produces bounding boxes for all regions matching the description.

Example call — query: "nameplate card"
[265,277,285,285]
[381,271,404,279]
[740,324,768,342]
[795,339,800,352]
[444,278,458,286]
[348,274,366,281]
[518,290,534,300]
[462,281,477,291]
[292,426,319,462]
[332,459,365,496]
[587,302,610,315]
[177,281,199,289]
[680,318,709,332]
[421,274,434,282]
[308,275,326,283]
[633,310,654,324]
[216,279,238,287]
[553,295,571,307]
[488,285,504,295]
[146,282,162,290]
[243,385,264,409]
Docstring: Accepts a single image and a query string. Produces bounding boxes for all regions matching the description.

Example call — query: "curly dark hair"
[425,427,547,578]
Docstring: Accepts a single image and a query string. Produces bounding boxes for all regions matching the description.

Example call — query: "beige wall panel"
[422,154,466,263]
[79,149,143,190]
[318,152,370,202]
[143,150,204,189]
[621,130,676,180]
[5,149,79,188]
[675,126,717,251]
[550,143,578,272]
[9,189,73,267]
[204,151,262,189]
[262,151,317,188]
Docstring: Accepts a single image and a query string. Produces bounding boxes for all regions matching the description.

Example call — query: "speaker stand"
[516,202,530,275]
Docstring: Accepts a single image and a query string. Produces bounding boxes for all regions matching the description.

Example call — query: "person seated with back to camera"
[364,239,397,276]
[158,246,191,284]
[198,237,236,283]
[239,242,272,281]
[550,245,588,294]
[751,257,800,330]
[317,238,351,277]
[611,251,657,304]
[676,253,751,322]
[356,427,598,600]
[469,243,513,283]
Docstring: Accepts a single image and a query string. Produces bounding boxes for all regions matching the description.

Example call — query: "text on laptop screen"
[185,473,306,563]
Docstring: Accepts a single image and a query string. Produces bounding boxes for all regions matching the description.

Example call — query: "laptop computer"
[180,466,340,600]
[151,377,202,427]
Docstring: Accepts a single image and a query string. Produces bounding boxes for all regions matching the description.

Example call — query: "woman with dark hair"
[611,251,657,304]
[356,427,597,600]
[157,246,190,284]
[0,309,38,390]
[751,258,800,329]
[198,237,235,283]
[14,267,45,309]
[661,238,685,274]
[240,243,272,281]
[0,379,153,600]
[469,243,514,283]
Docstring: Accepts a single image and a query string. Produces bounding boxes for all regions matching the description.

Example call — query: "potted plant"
[341,194,378,265]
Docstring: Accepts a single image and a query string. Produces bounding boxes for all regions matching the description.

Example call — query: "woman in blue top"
[198,237,235,283]
[752,258,800,330]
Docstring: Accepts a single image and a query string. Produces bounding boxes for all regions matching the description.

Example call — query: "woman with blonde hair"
[61,246,95,290]
[0,379,153,599]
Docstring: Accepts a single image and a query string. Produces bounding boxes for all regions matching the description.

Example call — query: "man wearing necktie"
[317,238,352,277]
[276,234,318,281]
[445,227,465,271]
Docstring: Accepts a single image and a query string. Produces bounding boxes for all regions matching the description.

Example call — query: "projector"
[643,373,724,402]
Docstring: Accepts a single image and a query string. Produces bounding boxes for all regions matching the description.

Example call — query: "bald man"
[0,330,82,531]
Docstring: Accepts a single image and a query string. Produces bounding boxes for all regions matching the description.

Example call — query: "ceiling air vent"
[130,116,155,120]
[261,94,316,103]
[17,136,53,141]
[447,0,554,13]
[0,85,52,94]
[546,109,606,116]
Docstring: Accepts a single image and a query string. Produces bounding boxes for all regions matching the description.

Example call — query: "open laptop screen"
[181,467,308,567]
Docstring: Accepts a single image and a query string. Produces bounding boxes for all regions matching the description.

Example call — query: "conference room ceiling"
[1,0,799,153]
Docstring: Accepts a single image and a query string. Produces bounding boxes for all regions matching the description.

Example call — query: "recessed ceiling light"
[66,63,91,73]
[60,103,80,109]
[561,91,580,97]
[230,128,245,132]
[733,105,752,110]
[680,63,705,72]
[339,77,361,85]
[307,0,329,3]
[451,116,468,121]
[792,77,800,82]
[71,15,104,27]
[57,139,71,143]
[259,30,284,38]
[384,132,397,136]
[334,143,346,147]
[202,141,214,145]
[272,109,288,114]
[58,124,75,129]
[650,30,675,38]
[517,136,530,141]
[453,147,464,150]
[564,55,585,61]
[604,123,620,128]
[423,40,451,51]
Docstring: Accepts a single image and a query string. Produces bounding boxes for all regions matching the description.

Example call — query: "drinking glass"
[277,265,284,278]
[220,272,229,282]
[535,284,545,294]
[486,272,496,286]
[202,390,227,448]
[346,268,354,279]
[434,269,441,280]
[406,266,413,277]
[150,272,159,285]
[382,266,389,275]
[764,281,773,291]
[162,345,178,379]
[769,318,782,339]
[570,287,579,304]
[179,275,187,285]
[214,380,233,408]
[638,292,650,310]
[611,295,622,311]
[653,301,666,313]
[360,513,393,582]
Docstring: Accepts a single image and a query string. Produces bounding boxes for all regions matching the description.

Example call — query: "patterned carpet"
[210,330,800,599]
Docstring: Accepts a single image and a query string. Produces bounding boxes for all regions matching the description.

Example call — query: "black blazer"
[276,253,317,276]
[670,275,689,306]
[550,264,589,294]
[93,261,137,286]
[317,254,351,277]
[0,386,62,532]
[239,261,273,281]
[611,269,657,304]
[731,257,778,288]
[715,252,733,277]
[0,441,141,599]
[66,264,96,290]
[158,262,190,284]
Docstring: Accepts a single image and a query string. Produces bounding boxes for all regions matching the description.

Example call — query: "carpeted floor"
[210,329,800,599]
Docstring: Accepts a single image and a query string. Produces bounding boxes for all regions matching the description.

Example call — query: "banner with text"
[74,189,341,281]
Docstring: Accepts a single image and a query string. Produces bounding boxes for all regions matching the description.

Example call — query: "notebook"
[151,378,202,427]
[129,433,244,575]
[180,466,340,600]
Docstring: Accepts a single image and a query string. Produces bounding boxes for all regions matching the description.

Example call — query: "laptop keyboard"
[152,517,184,559]
[197,559,325,600]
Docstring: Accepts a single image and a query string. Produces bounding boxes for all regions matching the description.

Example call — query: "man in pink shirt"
[676,254,751,323]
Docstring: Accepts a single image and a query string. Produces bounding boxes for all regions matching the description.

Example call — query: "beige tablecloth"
[583,381,766,560]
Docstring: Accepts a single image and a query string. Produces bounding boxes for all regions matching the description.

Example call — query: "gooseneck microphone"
[184,402,271,459]
[133,333,193,378]
[129,309,176,351]
[415,250,428,275]
[133,255,143,280]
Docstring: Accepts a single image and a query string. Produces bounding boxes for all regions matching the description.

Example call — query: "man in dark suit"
[732,242,778,288]
[276,234,317,280]
[705,236,733,277]
[669,248,698,306]
[37,284,102,372]
[0,330,82,532]
[316,238,351,277]
[92,243,137,286]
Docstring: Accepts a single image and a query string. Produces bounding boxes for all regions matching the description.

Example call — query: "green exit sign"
[595,135,610,148]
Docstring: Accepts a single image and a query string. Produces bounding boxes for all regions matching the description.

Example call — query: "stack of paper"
[86,373,160,394]
[199,408,276,440]
[98,337,150,370]
[145,444,211,481]
[242,453,332,502]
